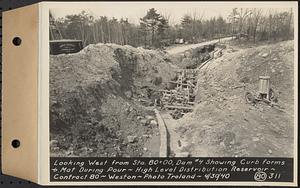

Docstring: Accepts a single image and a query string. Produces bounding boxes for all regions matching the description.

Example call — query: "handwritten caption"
[50,157,293,182]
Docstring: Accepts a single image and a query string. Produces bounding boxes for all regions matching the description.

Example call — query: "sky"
[50,2,294,25]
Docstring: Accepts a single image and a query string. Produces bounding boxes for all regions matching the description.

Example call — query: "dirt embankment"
[175,40,295,157]
[50,43,177,157]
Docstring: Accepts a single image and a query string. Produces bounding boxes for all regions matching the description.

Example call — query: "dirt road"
[166,37,232,55]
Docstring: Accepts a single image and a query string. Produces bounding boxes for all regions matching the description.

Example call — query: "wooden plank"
[169,81,196,87]
[154,109,168,157]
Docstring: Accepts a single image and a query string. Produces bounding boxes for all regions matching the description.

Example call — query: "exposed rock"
[127,136,138,143]
[151,76,163,85]
[145,115,155,120]
[175,152,190,157]
[50,140,59,147]
[66,150,74,156]
[140,119,149,126]
[52,147,60,152]
[142,134,151,138]
[150,120,158,126]
[220,141,225,147]
[124,90,133,99]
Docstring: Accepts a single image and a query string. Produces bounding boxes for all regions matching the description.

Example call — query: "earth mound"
[50,43,177,157]
[175,40,294,157]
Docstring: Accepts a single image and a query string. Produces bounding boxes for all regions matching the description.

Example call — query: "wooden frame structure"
[160,69,197,111]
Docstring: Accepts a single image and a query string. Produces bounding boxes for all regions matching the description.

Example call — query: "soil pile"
[175,40,294,157]
[50,43,176,157]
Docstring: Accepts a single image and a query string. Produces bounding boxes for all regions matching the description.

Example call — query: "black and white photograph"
[49,2,296,160]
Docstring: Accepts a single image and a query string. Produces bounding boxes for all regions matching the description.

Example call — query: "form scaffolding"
[160,69,198,118]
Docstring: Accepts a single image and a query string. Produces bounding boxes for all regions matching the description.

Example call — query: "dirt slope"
[175,40,295,157]
[50,43,177,157]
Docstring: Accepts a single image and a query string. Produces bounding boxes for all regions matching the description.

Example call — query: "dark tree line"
[50,8,294,48]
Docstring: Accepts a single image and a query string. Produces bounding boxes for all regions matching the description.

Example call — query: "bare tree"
[251,8,262,43]
[286,8,293,40]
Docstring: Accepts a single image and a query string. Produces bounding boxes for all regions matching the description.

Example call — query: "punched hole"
[11,139,20,148]
[12,37,22,46]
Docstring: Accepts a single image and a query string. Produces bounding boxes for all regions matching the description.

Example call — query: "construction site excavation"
[49,5,296,159]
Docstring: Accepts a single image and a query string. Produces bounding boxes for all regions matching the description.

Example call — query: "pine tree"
[181,14,193,42]
[140,8,164,47]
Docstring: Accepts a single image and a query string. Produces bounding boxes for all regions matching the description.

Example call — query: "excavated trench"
[160,44,218,119]
[49,42,222,158]
[157,43,223,157]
